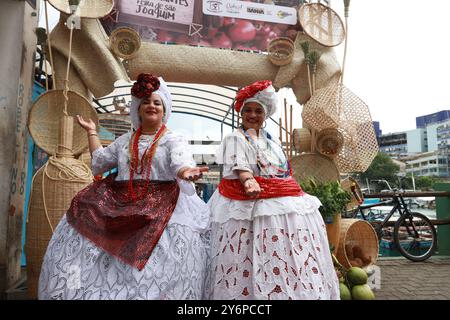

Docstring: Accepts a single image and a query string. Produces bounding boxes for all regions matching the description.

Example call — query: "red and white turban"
[234,80,278,119]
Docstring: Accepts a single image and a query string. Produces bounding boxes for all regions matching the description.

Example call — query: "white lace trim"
[208,191,323,224]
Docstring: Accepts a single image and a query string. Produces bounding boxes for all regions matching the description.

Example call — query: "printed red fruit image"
[212,32,233,49]
[157,30,174,43]
[228,20,256,43]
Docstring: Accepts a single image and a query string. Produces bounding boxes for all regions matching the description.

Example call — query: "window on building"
[429,160,437,164]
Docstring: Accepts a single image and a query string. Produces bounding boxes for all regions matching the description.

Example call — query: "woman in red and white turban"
[206,80,340,300]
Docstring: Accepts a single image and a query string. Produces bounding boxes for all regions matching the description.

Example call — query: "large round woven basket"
[48,0,114,18]
[291,152,340,185]
[110,27,141,60]
[28,90,98,157]
[340,177,364,211]
[292,128,312,153]
[268,37,295,66]
[25,157,92,298]
[336,219,379,269]
[298,2,346,47]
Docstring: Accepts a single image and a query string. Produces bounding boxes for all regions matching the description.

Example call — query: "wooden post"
[279,117,283,149]
[284,99,289,156]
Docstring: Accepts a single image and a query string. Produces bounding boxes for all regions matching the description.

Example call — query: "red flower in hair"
[234,80,272,113]
[131,73,160,99]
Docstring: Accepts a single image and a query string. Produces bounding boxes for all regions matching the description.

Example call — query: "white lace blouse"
[209,130,322,223]
[91,130,209,230]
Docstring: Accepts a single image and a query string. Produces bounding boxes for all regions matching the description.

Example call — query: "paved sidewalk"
[374,257,450,300]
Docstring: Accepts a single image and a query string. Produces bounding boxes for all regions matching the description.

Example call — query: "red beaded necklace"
[127,124,167,202]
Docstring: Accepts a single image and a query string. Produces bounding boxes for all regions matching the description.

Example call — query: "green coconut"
[351,284,375,300]
[347,267,368,285]
[339,283,352,300]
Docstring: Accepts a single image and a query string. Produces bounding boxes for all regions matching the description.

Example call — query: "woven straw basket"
[48,0,114,18]
[315,128,344,157]
[340,176,364,211]
[302,83,378,173]
[28,90,98,157]
[292,128,312,153]
[291,152,340,185]
[110,27,141,60]
[336,219,379,269]
[298,3,346,47]
[268,37,295,66]
[25,157,92,298]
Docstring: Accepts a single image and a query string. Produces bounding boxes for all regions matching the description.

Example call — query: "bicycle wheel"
[393,212,437,262]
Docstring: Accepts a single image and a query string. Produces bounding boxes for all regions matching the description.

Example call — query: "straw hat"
[28,90,99,156]
[48,0,114,18]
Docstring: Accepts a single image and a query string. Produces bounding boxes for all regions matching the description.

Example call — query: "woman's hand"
[243,178,262,198]
[179,166,209,182]
[76,115,96,132]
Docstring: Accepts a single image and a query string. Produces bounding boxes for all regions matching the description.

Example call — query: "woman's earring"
[263,121,267,128]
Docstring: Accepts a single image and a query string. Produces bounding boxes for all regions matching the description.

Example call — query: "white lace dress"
[38,131,210,300]
[206,131,340,300]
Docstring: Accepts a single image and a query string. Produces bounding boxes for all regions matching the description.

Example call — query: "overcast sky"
[39,0,450,139]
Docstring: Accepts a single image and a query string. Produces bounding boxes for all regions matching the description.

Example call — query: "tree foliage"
[360,153,400,187]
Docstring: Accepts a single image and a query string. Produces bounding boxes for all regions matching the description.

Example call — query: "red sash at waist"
[218,176,304,200]
[66,174,179,271]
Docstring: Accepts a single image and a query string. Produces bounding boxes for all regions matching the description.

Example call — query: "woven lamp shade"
[336,219,379,269]
[302,83,378,173]
[48,0,114,18]
[25,157,92,298]
[298,3,346,47]
[291,152,340,185]
[28,90,99,157]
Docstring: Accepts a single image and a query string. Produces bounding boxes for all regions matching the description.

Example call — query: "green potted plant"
[300,179,352,253]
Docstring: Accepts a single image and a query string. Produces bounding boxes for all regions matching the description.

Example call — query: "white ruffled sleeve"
[166,133,197,195]
[91,133,129,176]
[216,134,255,175]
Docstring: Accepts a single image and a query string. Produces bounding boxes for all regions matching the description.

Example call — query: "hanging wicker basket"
[302,83,378,173]
[110,27,141,60]
[336,219,379,269]
[48,0,114,19]
[340,177,364,211]
[291,152,340,185]
[292,128,312,153]
[315,128,344,157]
[298,2,346,47]
[268,37,295,66]
[28,90,98,157]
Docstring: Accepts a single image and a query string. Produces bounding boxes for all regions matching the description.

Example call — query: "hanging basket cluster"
[302,82,378,173]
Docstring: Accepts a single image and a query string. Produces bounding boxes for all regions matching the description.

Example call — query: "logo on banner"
[206,0,223,13]
[226,2,243,14]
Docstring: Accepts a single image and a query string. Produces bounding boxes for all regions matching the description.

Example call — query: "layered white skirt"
[38,191,210,300]
[206,191,340,300]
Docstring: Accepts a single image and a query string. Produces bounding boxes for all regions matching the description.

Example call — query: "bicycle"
[348,190,437,262]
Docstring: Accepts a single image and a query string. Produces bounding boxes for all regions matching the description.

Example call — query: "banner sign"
[102,0,304,52]
[203,0,297,25]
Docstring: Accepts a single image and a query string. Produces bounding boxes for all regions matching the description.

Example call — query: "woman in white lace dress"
[206,80,339,300]
[38,74,210,300]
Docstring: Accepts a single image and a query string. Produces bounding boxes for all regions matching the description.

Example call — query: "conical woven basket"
[48,0,114,18]
[336,219,379,269]
[292,128,312,153]
[291,152,340,185]
[302,83,378,173]
[25,156,92,298]
[28,90,98,157]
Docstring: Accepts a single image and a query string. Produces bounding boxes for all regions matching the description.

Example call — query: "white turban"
[130,76,172,129]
